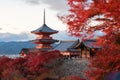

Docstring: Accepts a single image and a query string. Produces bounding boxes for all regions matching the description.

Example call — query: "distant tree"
[60,0,120,79]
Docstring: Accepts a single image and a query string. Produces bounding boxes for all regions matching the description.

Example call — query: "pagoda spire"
[43,9,46,24]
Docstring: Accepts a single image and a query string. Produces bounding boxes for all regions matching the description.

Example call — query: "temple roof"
[83,39,102,49]
[31,24,58,34]
[53,40,80,51]
[20,48,52,54]
[20,43,58,54]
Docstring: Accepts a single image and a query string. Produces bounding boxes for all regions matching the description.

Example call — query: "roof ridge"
[60,40,78,42]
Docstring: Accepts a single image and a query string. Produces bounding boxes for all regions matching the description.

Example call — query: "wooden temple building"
[20,10,101,58]
[80,39,102,58]
[53,40,81,58]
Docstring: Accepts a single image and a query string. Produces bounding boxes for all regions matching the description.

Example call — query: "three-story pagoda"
[31,9,58,51]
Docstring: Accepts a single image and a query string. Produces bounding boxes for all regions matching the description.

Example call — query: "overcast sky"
[0,0,71,41]
[0,0,104,42]
[0,0,68,34]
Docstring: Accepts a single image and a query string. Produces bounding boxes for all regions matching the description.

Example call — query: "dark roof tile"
[83,39,102,48]
[54,40,79,51]
[31,24,58,34]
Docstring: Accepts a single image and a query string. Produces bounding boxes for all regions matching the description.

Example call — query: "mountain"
[0,31,77,55]
[0,41,59,55]
[0,31,77,42]
[0,41,35,55]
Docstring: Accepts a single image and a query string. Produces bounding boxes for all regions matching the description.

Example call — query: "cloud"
[23,0,68,12]
[0,31,78,42]
[52,31,77,40]
[0,30,104,42]
[24,0,40,5]
[93,30,106,38]
[0,32,35,42]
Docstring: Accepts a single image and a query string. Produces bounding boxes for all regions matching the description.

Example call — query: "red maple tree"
[60,0,120,36]
[60,0,120,79]
[0,50,63,80]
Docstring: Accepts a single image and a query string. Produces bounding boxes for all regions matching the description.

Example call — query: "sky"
[0,0,104,42]
[0,0,69,33]
[0,0,71,41]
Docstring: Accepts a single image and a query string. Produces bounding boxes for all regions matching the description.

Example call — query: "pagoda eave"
[31,31,58,35]
[32,39,58,44]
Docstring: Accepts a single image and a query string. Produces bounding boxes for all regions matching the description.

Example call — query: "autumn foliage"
[60,75,86,80]
[85,33,120,80]
[60,0,120,36]
[60,0,120,80]
[0,50,63,80]
[0,51,86,80]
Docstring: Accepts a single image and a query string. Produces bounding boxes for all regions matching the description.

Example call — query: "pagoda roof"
[31,9,58,34]
[32,39,58,44]
[31,24,58,34]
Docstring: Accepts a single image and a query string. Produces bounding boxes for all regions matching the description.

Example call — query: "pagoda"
[31,9,58,51]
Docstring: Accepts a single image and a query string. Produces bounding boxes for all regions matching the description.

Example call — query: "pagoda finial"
[44,8,46,24]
